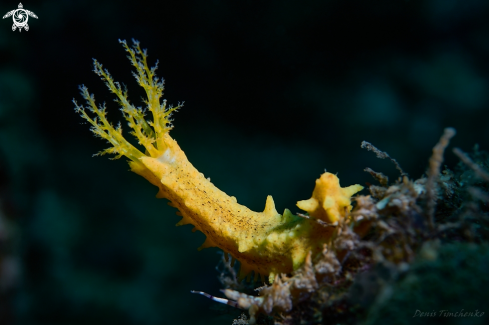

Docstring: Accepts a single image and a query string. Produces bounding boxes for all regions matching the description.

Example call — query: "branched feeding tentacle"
[119,39,182,151]
[75,39,183,163]
[73,85,144,162]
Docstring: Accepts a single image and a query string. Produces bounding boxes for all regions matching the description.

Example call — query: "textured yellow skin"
[75,40,363,282]
[130,134,344,280]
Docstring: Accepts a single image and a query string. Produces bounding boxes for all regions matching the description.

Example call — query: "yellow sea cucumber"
[74,40,363,282]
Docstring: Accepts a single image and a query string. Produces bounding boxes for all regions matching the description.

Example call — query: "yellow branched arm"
[73,39,182,162]
[75,40,363,283]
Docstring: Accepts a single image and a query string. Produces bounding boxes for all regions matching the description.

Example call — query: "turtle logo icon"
[2,3,38,32]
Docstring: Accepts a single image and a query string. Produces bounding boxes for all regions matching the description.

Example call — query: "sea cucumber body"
[77,41,363,281]
[129,134,334,279]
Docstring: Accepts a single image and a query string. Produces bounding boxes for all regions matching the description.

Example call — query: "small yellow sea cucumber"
[74,40,363,282]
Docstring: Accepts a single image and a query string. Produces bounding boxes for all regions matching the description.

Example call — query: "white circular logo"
[2,3,38,32]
